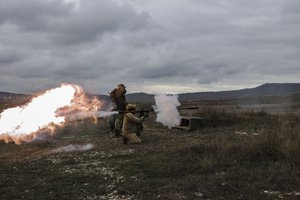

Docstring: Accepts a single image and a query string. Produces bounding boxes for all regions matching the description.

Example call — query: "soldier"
[122,104,145,144]
[109,84,128,137]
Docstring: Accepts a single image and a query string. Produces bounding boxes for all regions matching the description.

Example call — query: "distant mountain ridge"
[1,83,300,105]
[125,83,300,103]
[178,83,300,102]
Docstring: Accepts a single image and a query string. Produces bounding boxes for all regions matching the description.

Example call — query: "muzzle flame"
[0,84,102,144]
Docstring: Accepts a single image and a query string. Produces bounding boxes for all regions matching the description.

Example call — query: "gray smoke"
[153,94,181,129]
[97,111,118,117]
[56,109,118,121]
[52,143,94,153]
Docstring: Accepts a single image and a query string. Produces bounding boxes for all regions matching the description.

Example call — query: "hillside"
[0,92,31,110]
[178,83,300,102]
[124,83,300,104]
[1,83,300,107]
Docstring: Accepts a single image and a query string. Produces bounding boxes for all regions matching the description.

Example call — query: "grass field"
[0,102,300,200]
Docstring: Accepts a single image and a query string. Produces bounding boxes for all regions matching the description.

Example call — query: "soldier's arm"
[126,113,144,124]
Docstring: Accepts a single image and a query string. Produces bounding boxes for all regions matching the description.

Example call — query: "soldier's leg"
[108,114,116,131]
[114,115,121,137]
[114,114,124,137]
[127,133,142,144]
[136,124,143,137]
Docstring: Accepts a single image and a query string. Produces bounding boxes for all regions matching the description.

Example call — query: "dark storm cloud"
[0,51,22,65]
[135,55,204,79]
[48,1,150,45]
[0,0,149,44]
[0,0,299,94]
[0,0,69,30]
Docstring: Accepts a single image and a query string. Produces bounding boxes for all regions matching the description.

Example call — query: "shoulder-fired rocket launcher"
[117,106,198,116]
[118,108,155,117]
[118,108,154,114]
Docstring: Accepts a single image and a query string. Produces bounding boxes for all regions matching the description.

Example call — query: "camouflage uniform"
[110,84,128,137]
[122,104,144,144]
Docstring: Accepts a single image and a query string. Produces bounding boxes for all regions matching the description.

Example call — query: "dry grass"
[0,104,300,199]
[103,110,300,200]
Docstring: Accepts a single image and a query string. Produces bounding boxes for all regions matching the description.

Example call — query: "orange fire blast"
[0,84,102,144]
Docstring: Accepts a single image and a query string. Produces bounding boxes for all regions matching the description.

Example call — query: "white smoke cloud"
[97,111,118,118]
[52,143,94,153]
[153,94,181,129]
[57,110,118,121]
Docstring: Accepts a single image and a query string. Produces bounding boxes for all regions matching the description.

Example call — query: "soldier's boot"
[122,137,128,144]
[114,129,121,137]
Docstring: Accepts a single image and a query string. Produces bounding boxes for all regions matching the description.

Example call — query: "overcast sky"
[0,0,299,95]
